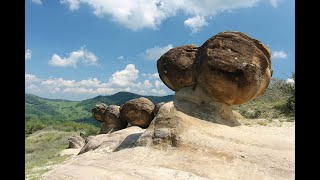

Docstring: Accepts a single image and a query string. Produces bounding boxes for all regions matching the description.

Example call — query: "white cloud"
[269,0,282,8]
[108,64,139,87]
[143,80,153,88]
[25,74,39,84]
[32,0,42,5]
[155,80,165,88]
[272,50,288,59]
[25,49,32,60]
[145,44,173,60]
[64,87,94,94]
[49,47,98,67]
[142,73,159,79]
[27,84,41,93]
[59,0,259,32]
[117,56,124,60]
[184,15,208,33]
[151,88,167,95]
[41,78,76,87]
[25,66,173,99]
[286,78,294,84]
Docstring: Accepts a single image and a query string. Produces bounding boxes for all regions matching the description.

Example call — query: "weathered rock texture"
[153,102,165,117]
[42,102,294,180]
[92,104,128,134]
[196,31,272,105]
[157,31,272,126]
[67,135,85,149]
[120,97,155,128]
[157,44,198,91]
[91,103,108,122]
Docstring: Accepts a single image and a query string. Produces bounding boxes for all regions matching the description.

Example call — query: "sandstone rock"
[120,97,155,128]
[153,102,165,117]
[67,135,85,149]
[196,31,272,105]
[78,126,145,155]
[157,44,198,91]
[93,104,128,134]
[42,101,294,180]
[91,103,108,122]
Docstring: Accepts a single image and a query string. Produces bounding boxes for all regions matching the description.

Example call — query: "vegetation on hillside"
[25,119,99,137]
[233,73,295,120]
[25,92,174,122]
[25,130,79,180]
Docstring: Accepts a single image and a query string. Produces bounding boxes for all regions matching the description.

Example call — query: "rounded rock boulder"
[120,97,155,128]
[157,44,198,91]
[196,31,272,105]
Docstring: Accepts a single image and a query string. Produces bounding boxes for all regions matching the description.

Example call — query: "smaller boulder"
[67,135,85,149]
[120,97,155,128]
[91,103,108,122]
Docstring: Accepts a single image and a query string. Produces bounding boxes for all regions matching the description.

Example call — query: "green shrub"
[25,119,47,135]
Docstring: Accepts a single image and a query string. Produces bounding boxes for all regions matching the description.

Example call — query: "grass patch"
[25,119,100,137]
[25,130,78,180]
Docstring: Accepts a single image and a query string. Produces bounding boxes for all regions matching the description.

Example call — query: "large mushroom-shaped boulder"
[120,97,155,128]
[196,31,272,105]
[157,44,198,91]
[157,31,272,126]
[92,104,128,134]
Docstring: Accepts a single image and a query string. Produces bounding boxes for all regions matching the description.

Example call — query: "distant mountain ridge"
[25,92,174,123]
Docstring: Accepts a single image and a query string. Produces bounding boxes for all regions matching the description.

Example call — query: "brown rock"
[196,31,272,105]
[120,97,155,128]
[91,103,108,122]
[67,135,85,149]
[157,44,198,91]
[92,104,128,134]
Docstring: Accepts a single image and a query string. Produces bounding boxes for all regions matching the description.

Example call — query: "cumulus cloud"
[184,15,208,33]
[25,74,39,84]
[26,84,42,93]
[145,44,173,61]
[25,65,173,100]
[272,50,288,59]
[32,0,42,5]
[25,49,32,60]
[143,73,159,79]
[143,80,153,88]
[59,0,259,32]
[108,64,139,87]
[49,47,98,67]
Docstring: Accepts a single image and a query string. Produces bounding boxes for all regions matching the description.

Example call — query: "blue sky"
[25,0,295,101]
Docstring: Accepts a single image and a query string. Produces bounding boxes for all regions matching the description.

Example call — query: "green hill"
[25,92,174,123]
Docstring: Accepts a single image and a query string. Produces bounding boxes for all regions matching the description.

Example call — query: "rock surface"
[157,44,198,91]
[157,31,272,105]
[67,135,85,149]
[120,97,155,128]
[91,103,108,122]
[153,102,165,117]
[92,104,128,134]
[196,31,272,105]
[42,102,294,180]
